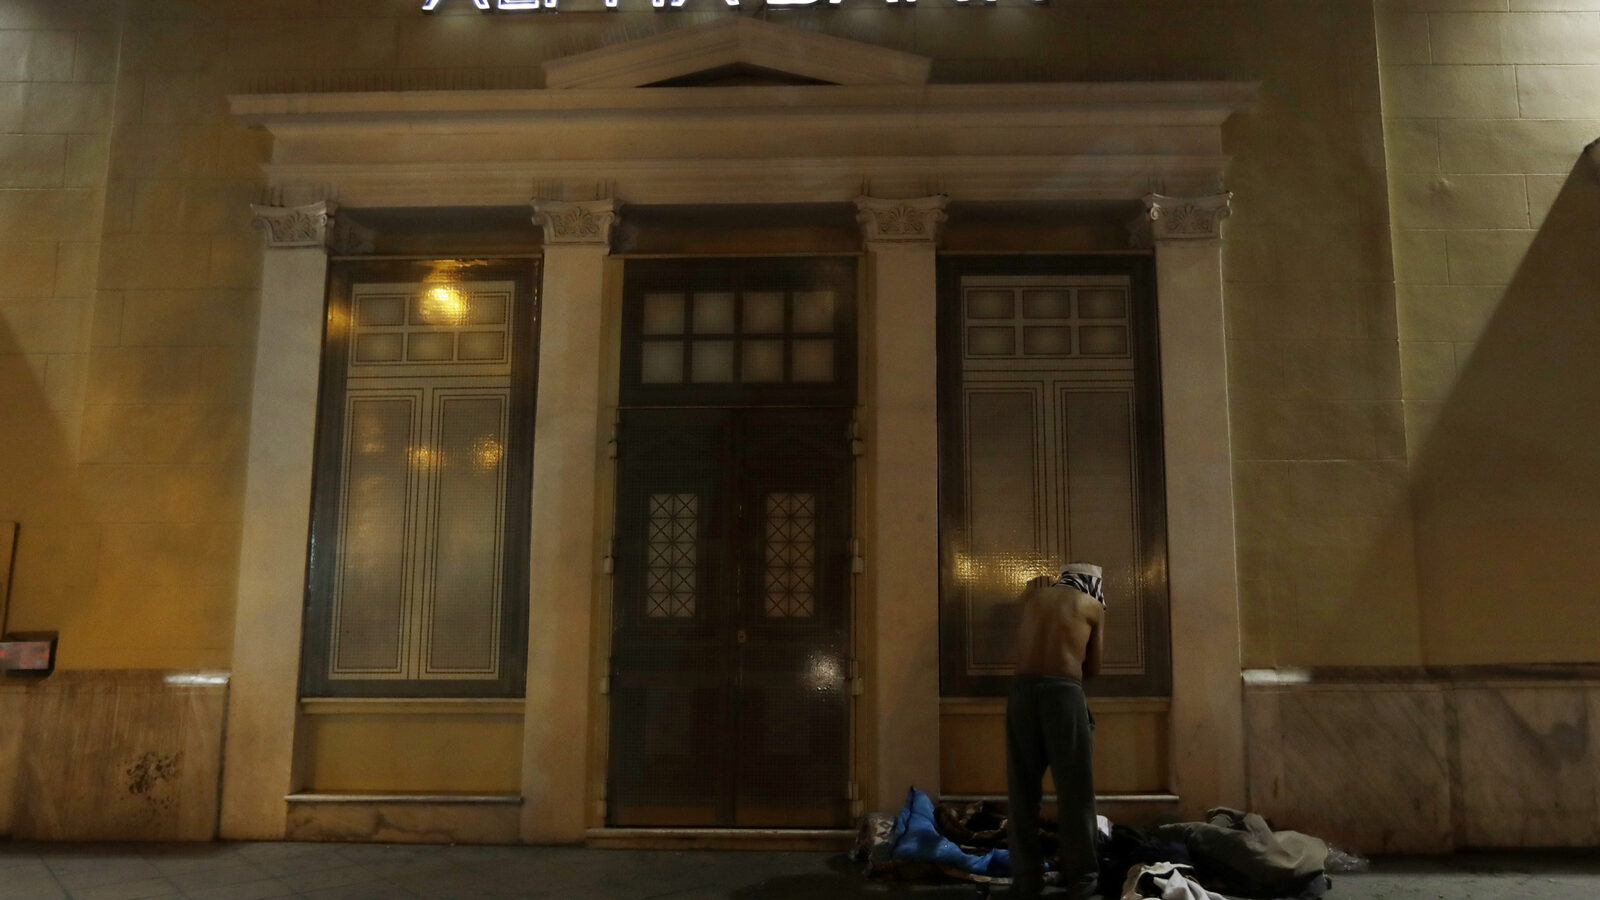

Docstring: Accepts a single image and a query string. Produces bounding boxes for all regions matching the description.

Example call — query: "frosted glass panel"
[743,292,785,333]
[355,333,404,363]
[693,292,736,334]
[1023,326,1071,355]
[357,295,406,326]
[641,341,683,383]
[966,290,1014,319]
[466,293,508,325]
[1079,325,1129,356]
[743,339,784,382]
[332,397,415,674]
[458,331,507,362]
[1021,290,1070,318]
[692,340,735,382]
[1077,290,1127,319]
[407,332,454,362]
[968,326,1016,356]
[792,339,834,382]
[965,389,1040,668]
[793,291,835,332]
[643,293,685,335]
[1062,390,1139,666]
[426,395,506,673]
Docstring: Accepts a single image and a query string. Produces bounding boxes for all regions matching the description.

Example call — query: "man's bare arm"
[1083,605,1104,678]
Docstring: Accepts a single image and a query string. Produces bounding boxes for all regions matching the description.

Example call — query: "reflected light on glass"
[472,436,504,470]
[408,446,436,470]
[804,653,844,693]
[419,284,467,325]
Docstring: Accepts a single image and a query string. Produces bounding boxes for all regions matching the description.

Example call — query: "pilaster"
[1139,191,1248,817]
[855,195,946,812]
[522,199,620,842]
[221,202,350,839]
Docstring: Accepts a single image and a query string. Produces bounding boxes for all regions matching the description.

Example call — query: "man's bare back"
[1013,575,1104,681]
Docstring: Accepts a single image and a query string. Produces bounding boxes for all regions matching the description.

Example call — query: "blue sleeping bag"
[889,787,1015,877]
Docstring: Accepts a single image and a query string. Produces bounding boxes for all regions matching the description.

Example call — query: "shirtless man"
[1007,562,1105,900]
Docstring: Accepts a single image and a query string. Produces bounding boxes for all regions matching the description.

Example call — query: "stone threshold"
[286,792,522,804]
[586,827,854,851]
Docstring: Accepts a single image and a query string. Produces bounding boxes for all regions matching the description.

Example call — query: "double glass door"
[607,407,853,827]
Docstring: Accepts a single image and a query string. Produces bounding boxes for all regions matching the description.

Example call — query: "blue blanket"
[889,787,1015,877]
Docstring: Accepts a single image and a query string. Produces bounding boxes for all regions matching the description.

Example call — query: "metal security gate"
[606,256,858,828]
[608,407,852,827]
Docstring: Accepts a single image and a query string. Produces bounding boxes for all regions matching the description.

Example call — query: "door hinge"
[599,674,610,695]
[850,537,865,574]
[849,419,866,457]
[849,658,864,696]
[847,781,864,817]
[607,421,619,459]
[596,784,608,820]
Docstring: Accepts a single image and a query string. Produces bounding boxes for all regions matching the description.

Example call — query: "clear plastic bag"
[1324,845,1370,873]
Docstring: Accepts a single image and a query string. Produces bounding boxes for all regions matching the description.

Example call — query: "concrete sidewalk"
[1,841,1596,900]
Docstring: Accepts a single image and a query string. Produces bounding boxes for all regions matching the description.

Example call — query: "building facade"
[0,0,1598,851]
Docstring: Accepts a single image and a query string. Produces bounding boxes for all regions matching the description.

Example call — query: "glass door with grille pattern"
[608,407,852,827]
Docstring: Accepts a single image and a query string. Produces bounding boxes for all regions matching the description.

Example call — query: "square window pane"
[357,295,406,327]
[693,292,736,334]
[743,292,786,333]
[966,290,1014,320]
[743,339,784,382]
[641,341,683,383]
[1021,290,1070,319]
[466,293,508,325]
[1077,289,1128,319]
[792,339,834,382]
[967,326,1016,356]
[793,291,835,332]
[458,331,507,361]
[407,331,455,361]
[691,340,735,382]
[354,332,404,363]
[1022,326,1071,355]
[642,294,685,335]
[1079,325,1130,355]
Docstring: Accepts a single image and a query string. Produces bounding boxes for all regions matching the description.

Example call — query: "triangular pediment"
[542,17,931,89]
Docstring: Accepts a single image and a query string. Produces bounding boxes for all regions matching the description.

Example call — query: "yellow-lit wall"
[1377,0,1600,664]
[0,0,1596,824]
[297,705,524,794]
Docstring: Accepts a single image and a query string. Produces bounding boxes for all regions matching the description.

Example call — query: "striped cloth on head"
[1053,562,1105,606]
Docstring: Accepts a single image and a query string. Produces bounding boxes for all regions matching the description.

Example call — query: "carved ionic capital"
[1133,192,1233,246]
[249,200,374,253]
[532,199,620,247]
[854,195,948,247]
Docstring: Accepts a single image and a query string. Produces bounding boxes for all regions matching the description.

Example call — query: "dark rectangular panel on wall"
[302,259,538,698]
[938,256,1171,698]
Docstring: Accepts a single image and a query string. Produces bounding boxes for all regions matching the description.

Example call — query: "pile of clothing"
[853,790,1339,899]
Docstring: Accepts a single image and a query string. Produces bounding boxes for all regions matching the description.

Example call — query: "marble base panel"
[1245,678,1600,852]
[285,801,522,844]
[0,684,24,835]
[1245,684,1452,853]
[1454,686,1600,847]
[6,670,227,841]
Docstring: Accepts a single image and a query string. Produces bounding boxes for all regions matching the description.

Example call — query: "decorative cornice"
[249,200,373,253]
[854,195,949,247]
[531,199,620,247]
[1134,192,1233,245]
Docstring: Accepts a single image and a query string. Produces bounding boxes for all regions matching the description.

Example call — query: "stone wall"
[1378,0,1600,665]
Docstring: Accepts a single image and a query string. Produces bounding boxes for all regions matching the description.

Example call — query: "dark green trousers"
[1006,674,1097,900]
